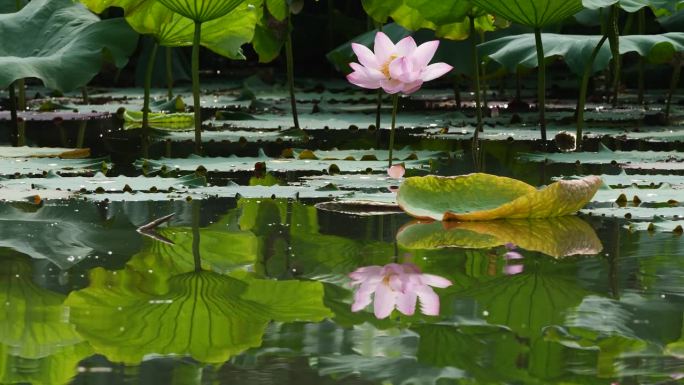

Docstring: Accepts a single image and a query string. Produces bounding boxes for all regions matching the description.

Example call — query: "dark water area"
[1,193,683,385]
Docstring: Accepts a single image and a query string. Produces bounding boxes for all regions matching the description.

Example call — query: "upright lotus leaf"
[81,0,260,59]
[397,174,602,221]
[396,217,603,258]
[660,8,684,31]
[469,0,584,27]
[583,0,681,13]
[481,33,684,74]
[157,0,244,21]
[470,0,584,142]
[0,0,138,91]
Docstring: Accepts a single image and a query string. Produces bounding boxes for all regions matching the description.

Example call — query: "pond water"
[2,195,683,385]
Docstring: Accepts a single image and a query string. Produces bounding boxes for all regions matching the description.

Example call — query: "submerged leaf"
[397,174,602,221]
[0,0,137,91]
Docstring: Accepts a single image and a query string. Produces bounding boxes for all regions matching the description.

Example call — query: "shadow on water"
[0,197,682,384]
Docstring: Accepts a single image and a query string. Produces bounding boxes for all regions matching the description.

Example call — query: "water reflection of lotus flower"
[349,263,452,319]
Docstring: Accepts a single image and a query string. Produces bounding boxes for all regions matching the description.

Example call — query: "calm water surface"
[1,197,683,385]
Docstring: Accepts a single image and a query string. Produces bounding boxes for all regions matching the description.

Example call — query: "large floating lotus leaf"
[0,0,138,91]
[0,251,84,359]
[66,267,331,364]
[397,174,602,221]
[469,0,584,28]
[397,217,603,258]
[480,33,684,76]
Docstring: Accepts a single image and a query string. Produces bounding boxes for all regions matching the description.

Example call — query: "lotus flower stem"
[166,47,174,100]
[192,21,203,154]
[608,5,621,107]
[81,87,89,104]
[285,14,300,130]
[374,23,383,130]
[471,16,484,166]
[7,83,18,146]
[375,90,383,129]
[576,35,609,151]
[666,54,682,121]
[637,9,646,105]
[143,42,159,133]
[534,28,547,143]
[142,41,159,158]
[388,94,399,168]
[192,200,202,272]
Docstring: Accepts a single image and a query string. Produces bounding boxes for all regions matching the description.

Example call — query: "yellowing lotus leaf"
[397,174,602,221]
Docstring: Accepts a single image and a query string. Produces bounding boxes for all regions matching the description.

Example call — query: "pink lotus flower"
[347,32,453,95]
[349,263,452,319]
[387,163,405,179]
[504,243,524,275]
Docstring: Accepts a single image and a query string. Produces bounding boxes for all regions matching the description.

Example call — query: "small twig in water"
[137,213,175,245]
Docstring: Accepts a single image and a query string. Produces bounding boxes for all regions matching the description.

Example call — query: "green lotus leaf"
[480,32,684,76]
[0,250,84,359]
[469,0,584,28]
[660,8,684,32]
[0,250,93,385]
[123,110,195,130]
[81,0,260,60]
[0,343,93,385]
[396,217,603,258]
[65,225,331,364]
[0,0,138,91]
[157,0,245,22]
[142,227,259,274]
[361,0,495,40]
[397,174,602,221]
[583,0,680,13]
[457,271,590,339]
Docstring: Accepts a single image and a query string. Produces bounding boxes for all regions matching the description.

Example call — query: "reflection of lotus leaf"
[154,227,258,273]
[397,174,602,221]
[65,267,331,364]
[0,251,84,359]
[457,271,589,339]
[0,250,92,385]
[0,343,93,385]
[397,217,603,258]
